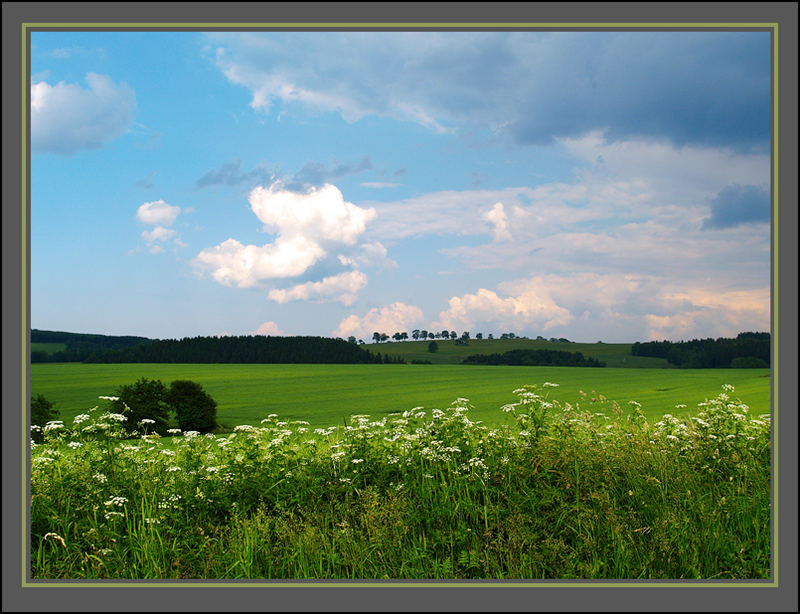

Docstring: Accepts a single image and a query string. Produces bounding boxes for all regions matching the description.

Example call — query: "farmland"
[31,362,771,428]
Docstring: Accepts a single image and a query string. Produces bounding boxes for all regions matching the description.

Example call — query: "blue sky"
[30,30,772,343]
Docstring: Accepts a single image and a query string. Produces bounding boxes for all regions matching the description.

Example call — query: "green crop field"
[363,337,670,368]
[30,362,771,429]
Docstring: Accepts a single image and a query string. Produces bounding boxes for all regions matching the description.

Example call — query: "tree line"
[84,335,406,365]
[631,332,770,368]
[31,329,152,363]
[462,349,605,367]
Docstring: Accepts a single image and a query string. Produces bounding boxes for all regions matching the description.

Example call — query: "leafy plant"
[167,380,218,433]
[110,377,170,433]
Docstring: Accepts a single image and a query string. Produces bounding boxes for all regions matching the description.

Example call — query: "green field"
[364,337,671,368]
[31,362,771,428]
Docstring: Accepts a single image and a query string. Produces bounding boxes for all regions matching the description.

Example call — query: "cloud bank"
[210,31,769,151]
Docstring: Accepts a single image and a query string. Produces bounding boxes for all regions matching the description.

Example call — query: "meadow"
[30,382,771,580]
[30,362,771,428]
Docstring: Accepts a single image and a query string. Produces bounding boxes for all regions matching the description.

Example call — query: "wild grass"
[30,383,770,580]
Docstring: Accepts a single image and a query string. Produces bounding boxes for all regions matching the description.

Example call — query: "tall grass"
[30,384,770,580]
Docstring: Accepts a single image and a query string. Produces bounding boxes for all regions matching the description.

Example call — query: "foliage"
[31,329,152,363]
[30,384,770,580]
[86,335,402,365]
[632,333,770,368]
[30,394,59,443]
[463,348,605,367]
[109,377,170,434]
[730,356,769,368]
[428,341,439,353]
[168,380,218,433]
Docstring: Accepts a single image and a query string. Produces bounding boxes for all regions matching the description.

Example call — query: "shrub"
[30,394,58,442]
[167,380,218,433]
[428,340,439,353]
[110,377,170,433]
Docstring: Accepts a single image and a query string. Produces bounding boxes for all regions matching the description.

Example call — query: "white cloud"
[254,321,284,336]
[31,73,136,154]
[338,241,397,270]
[137,200,181,226]
[432,286,573,334]
[433,273,769,342]
[482,202,512,242]
[193,236,325,288]
[194,182,377,288]
[268,271,368,306]
[141,226,176,243]
[250,182,376,246]
[645,287,770,341]
[333,302,424,339]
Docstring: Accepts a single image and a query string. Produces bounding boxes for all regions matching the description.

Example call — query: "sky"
[30,30,772,343]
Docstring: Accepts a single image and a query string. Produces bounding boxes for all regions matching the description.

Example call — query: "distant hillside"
[363,338,669,368]
[31,329,153,362]
[84,335,404,365]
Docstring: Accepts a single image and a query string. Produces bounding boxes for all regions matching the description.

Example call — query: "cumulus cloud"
[136,200,181,226]
[209,31,769,151]
[31,73,136,154]
[333,302,424,339]
[268,270,367,305]
[701,184,770,230]
[136,200,185,254]
[194,182,377,288]
[254,321,284,336]
[645,287,770,340]
[250,183,375,245]
[432,273,769,342]
[432,286,573,334]
[194,236,325,287]
[141,226,176,243]
[482,202,512,242]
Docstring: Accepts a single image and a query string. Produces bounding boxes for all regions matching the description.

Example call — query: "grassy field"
[31,362,771,428]
[364,337,670,368]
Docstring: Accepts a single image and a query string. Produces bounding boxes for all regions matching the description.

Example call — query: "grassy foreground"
[31,363,771,426]
[31,383,770,580]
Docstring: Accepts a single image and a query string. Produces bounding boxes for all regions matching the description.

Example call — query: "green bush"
[167,380,218,433]
[428,340,439,353]
[30,394,58,442]
[110,377,170,433]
